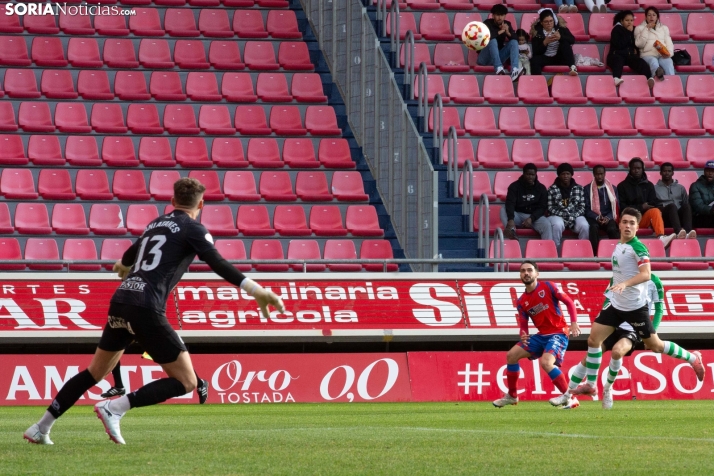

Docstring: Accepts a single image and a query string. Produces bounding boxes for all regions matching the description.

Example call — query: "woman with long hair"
[530,8,578,76]
[607,10,654,88]
[634,6,675,80]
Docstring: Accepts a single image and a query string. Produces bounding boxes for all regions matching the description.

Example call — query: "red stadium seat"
[52,204,89,235]
[65,136,100,166]
[310,205,347,236]
[41,70,77,99]
[512,139,545,168]
[414,75,449,104]
[15,203,51,234]
[499,107,534,136]
[176,137,210,167]
[63,239,100,271]
[706,240,714,268]
[525,240,563,271]
[100,239,133,270]
[24,15,59,35]
[270,105,307,135]
[283,139,319,168]
[55,103,91,133]
[454,13,483,36]
[267,10,301,39]
[704,44,714,72]
[669,107,705,136]
[617,139,651,166]
[597,239,619,270]
[704,107,714,134]
[477,139,513,168]
[589,13,615,41]
[669,240,707,270]
[165,8,199,37]
[494,172,519,201]
[346,205,383,236]
[247,138,282,167]
[0,203,12,234]
[163,105,199,135]
[434,43,469,72]
[275,206,312,237]
[233,10,268,38]
[0,102,17,131]
[296,171,332,201]
[199,105,235,134]
[550,75,586,105]
[113,170,150,201]
[361,240,398,272]
[674,171,699,191]
[687,12,714,40]
[127,104,163,134]
[386,12,421,41]
[287,240,325,272]
[244,41,279,70]
[186,72,221,101]
[419,13,454,41]
[31,37,67,67]
[139,39,174,69]
[90,204,127,235]
[582,139,618,168]
[102,137,138,167]
[0,36,31,66]
[635,107,671,136]
[201,205,238,236]
[211,240,251,272]
[687,139,714,168]
[1,168,37,199]
[686,75,714,103]
[562,240,599,271]
[39,169,75,200]
[259,171,297,201]
[0,13,22,34]
[319,139,355,169]
[130,8,164,36]
[67,38,102,68]
[600,107,636,135]
[224,171,261,201]
[95,13,129,36]
[174,40,210,69]
[209,41,244,70]
[573,45,605,72]
[237,205,275,236]
[278,42,313,70]
[548,139,584,168]
[332,172,369,201]
[483,75,518,104]
[324,240,361,272]
[400,43,434,71]
[518,75,553,104]
[618,76,654,104]
[140,138,175,168]
[568,107,604,137]
[78,71,113,100]
[653,76,688,103]
[26,238,62,271]
[29,136,63,165]
[221,72,257,102]
[673,43,706,72]
[91,103,127,133]
[291,74,327,103]
[463,107,498,136]
[235,106,271,135]
[441,138,476,168]
[19,102,54,132]
[652,139,687,168]
[60,11,94,35]
[0,238,24,271]
[126,205,159,235]
[150,72,186,101]
[409,0,441,9]
[431,107,465,136]
[199,9,232,37]
[447,75,483,104]
[473,204,504,234]
[77,170,112,200]
[150,170,181,200]
[533,107,568,136]
[5,69,40,98]
[585,76,621,104]
[488,239,522,271]
[114,71,150,101]
[0,134,27,165]
[212,138,248,167]
[251,240,288,272]
[104,39,139,68]
[660,13,687,41]
[305,106,340,135]
[672,0,704,10]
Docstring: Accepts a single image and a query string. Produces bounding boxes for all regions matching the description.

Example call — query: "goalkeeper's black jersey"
[111,210,217,314]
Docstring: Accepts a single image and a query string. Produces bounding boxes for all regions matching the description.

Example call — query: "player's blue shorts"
[517,333,569,367]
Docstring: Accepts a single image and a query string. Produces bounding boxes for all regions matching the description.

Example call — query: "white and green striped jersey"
[610,237,651,311]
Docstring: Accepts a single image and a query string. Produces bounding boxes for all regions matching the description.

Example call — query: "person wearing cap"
[689,160,714,229]
[501,163,552,241]
[547,163,589,247]
[655,162,696,240]
[616,157,677,248]
[583,165,620,254]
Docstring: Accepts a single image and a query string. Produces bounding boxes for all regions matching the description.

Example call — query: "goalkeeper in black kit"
[24,177,284,445]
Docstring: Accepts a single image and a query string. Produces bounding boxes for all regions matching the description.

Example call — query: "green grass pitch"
[3,401,714,475]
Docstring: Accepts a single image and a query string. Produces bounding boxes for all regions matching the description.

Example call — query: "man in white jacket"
[634,6,675,80]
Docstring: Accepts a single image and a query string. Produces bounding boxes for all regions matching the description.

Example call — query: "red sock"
[552,373,568,394]
[506,371,520,398]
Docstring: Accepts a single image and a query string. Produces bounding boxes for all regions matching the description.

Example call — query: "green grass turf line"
[3,402,714,475]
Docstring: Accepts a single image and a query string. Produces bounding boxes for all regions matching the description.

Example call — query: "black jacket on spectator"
[505,176,548,221]
[608,23,639,59]
[531,24,575,56]
[690,175,714,217]
[617,172,660,213]
[583,183,620,221]
[483,18,515,50]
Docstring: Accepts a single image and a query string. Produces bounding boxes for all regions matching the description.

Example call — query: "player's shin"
[125,377,187,410]
[548,367,568,393]
[585,347,602,387]
[506,364,520,398]
[568,362,587,392]
[43,369,98,430]
[604,358,622,390]
[662,341,696,363]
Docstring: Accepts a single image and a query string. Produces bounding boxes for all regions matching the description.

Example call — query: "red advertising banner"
[1,276,714,336]
[0,353,412,406]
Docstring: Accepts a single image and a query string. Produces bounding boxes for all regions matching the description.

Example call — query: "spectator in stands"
[479,4,523,81]
[555,0,578,13]
[547,163,589,247]
[617,158,677,248]
[607,10,655,88]
[530,8,578,77]
[655,162,696,240]
[689,161,714,229]
[634,7,675,81]
[501,163,553,241]
[584,0,607,13]
[583,165,620,254]
[516,29,532,76]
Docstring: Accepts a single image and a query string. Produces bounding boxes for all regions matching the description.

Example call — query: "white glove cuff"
[240,278,260,296]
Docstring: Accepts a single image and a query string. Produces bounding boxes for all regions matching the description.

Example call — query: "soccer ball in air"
[461,21,490,51]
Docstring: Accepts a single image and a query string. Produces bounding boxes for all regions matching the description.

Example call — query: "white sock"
[604,358,622,391]
[37,411,56,434]
[108,396,131,415]
[568,362,588,392]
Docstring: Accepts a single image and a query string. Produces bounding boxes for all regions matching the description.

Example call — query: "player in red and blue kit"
[493,260,581,408]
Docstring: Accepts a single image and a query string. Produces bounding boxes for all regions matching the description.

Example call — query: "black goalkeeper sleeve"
[200,248,248,287]
[120,240,140,267]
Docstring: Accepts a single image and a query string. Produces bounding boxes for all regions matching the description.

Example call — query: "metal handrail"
[377,0,388,36]
[491,227,505,272]
[447,126,458,186]
[404,30,416,99]
[431,93,443,150]
[389,0,400,67]
[461,160,474,222]
[478,193,490,252]
[417,61,427,121]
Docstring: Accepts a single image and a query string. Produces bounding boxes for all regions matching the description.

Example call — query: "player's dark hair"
[592,165,606,174]
[173,177,206,208]
[628,157,645,170]
[613,10,634,26]
[515,29,530,42]
[520,260,539,272]
[660,162,674,172]
[621,207,642,222]
[491,4,508,16]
